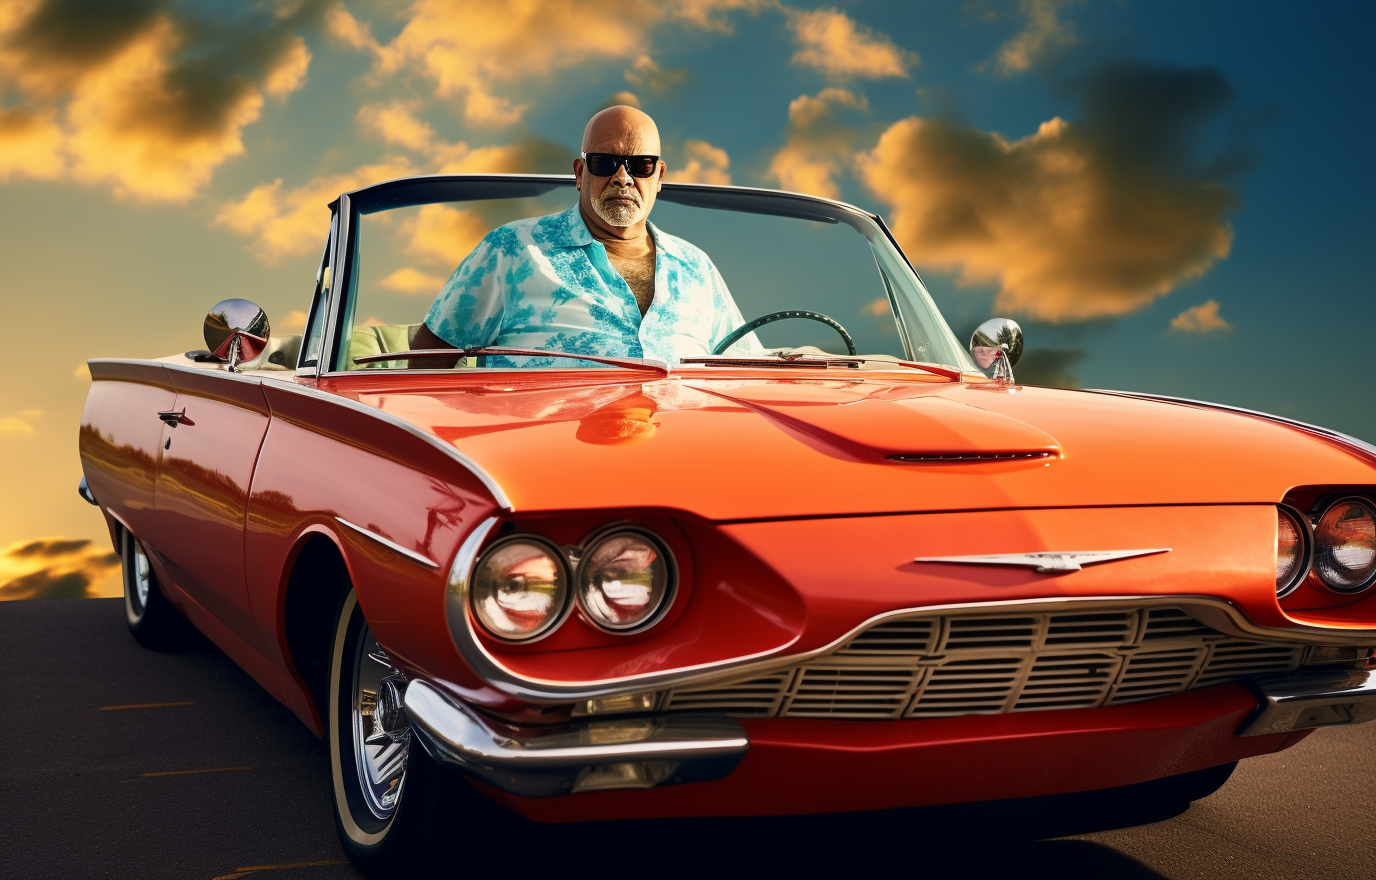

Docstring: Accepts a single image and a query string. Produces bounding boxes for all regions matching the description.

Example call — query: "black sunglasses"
[581,152,660,179]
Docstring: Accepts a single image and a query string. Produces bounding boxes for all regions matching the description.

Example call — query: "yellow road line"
[100,701,195,710]
[210,860,348,879]
[142,766,253,777]
[236,861,348,871]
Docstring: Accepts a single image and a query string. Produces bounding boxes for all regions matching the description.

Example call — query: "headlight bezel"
[573,525,678,635]
[468,533,574,643]
[1310,495,1376,595]
[1275,504,1313,599]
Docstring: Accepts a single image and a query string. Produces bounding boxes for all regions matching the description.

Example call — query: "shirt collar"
[549,203,691,264]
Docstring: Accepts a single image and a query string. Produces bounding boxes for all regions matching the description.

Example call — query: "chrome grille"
[663,606,1305,721]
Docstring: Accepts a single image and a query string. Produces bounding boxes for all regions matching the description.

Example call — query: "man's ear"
[655,160,665,192]
[573,157,584,190]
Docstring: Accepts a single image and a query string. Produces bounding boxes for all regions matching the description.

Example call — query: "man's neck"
[578,204,652,256]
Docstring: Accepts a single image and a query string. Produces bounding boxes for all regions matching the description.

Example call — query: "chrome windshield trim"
[336,517,439,569]
[1082,389,1376,461]
[445,522,1376,702]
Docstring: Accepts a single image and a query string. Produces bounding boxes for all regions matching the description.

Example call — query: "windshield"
[333,177,973,373]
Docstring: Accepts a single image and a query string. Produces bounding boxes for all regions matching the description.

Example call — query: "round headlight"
[576,530,674,632]
[1275,506,1309,598]
[470,537,569,641]
[1313,498,1376,593]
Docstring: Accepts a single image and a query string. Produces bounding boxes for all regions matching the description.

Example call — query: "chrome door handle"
[156,408,195,427]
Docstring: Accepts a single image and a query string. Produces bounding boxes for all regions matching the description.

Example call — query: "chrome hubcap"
[351,626,410,820]
[131,540,151,611]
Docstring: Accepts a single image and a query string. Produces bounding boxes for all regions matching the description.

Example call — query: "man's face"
[575,124,664,230]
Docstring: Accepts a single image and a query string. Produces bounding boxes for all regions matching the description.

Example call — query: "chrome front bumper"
[403,680,749,798]
[1238,667,1376,736]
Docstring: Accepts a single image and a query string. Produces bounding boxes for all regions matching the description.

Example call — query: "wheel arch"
[281,527,356,733]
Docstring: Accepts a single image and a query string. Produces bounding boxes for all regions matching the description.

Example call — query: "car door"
[154,368,271,649]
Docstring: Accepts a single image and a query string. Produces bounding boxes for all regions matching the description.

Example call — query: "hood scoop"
[693,384,1061,463]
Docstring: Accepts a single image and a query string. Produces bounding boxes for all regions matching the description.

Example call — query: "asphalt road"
[5,598,1373,880]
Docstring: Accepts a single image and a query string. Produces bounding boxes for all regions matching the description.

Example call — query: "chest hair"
[608,251,656,315]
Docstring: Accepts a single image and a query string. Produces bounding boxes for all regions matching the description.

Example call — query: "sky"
[1,0,1373,600]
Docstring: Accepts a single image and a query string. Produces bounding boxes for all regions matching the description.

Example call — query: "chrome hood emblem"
[914,548,1171,574]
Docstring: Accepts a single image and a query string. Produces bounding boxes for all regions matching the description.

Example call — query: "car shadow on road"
[434,775,1182,879]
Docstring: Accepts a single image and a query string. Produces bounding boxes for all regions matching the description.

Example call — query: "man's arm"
[410,323,460,370]
[414,232,507,369]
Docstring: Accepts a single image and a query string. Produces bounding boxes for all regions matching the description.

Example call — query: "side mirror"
[204,299,271,373]
[969,318,1023,384]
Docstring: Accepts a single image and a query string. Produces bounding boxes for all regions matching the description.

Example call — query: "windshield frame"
[319,174,974,377]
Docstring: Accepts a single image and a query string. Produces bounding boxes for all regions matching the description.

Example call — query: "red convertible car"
[79,175,1376,876]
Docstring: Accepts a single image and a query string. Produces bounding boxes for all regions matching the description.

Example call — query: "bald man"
[413,106,761,367]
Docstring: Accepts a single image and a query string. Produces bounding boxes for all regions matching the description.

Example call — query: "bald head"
[582,105,661,155]
[574,105,666,238]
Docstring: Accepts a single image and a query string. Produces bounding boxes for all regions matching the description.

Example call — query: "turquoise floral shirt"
[424,204,761,367]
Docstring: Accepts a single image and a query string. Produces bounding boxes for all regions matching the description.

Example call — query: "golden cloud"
[215,156,422,263]
[1170,300,1231,334]
[401,204,491,267]
[857,63,1240,322]
[767,88,869,199]
[665,139,731,185]
[787,8,916,80]
[993,0,1076,75]
[340,0,765,128]
[0,407,41,436]
[0,0,329,201]
[624,55,687,96]
[381,267,450,295]
[357,100,438,153]
[597,91,642,111]
[278,308,311,333]
[861,297,890,316]
[0,536,121,601]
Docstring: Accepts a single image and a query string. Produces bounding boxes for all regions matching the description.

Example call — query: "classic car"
[78,174,1376,877]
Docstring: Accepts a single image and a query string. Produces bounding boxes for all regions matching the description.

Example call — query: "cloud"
[221,98,574,264]
[768,87,869,198]
[1013,347,1086,387]
[992,0,1076,75]
[624,55,687,96]
[380,267,450,295]
[400,204,492,268]
[0,536,121,601]
[356,100,438,153]
[0,0,330,201]
[665,139,731,185]
[861,297,890,316]
[215,156,422,263]
[278,309,310,333]
[1170,299,1231,334]
[787,8,916,80]
[858,61,1240,322]
[0,407,41,435]
[597,91,641,111]
[337,0,764,128]
[74,363,90,381]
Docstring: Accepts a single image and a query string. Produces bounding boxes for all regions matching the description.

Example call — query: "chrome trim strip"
[336,517,439,569]
[403,679,748,797]
[445,520,1376,702]
[1237,667,1376,736]
[88,358,514,511]
[914,548,1170,573]
[1082,389,1376,461]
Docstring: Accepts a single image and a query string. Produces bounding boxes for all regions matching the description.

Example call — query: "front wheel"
[330,590,449,878]
[121,529,193,650]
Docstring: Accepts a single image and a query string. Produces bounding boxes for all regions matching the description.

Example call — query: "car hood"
[336,373,1375,519]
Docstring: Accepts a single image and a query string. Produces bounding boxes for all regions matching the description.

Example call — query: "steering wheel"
[712,309,857,356]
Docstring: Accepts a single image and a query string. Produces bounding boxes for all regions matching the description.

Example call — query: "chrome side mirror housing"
[969,318,1024,384]
[204,299,271,373]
